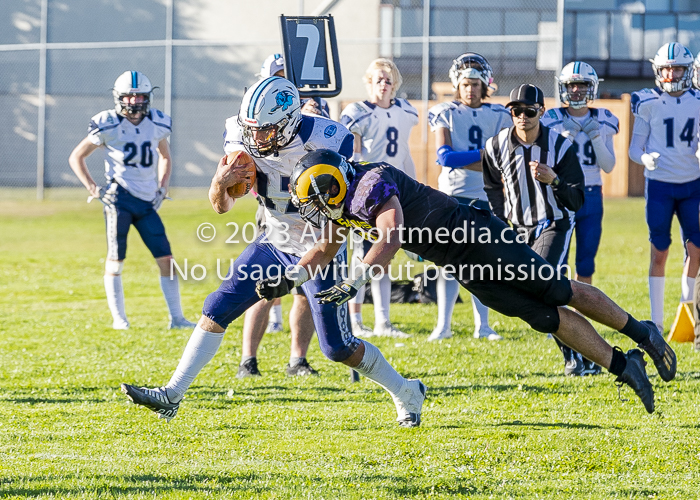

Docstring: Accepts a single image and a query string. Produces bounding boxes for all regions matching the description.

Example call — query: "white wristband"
[285,265,310,288]
[352,152,361,162]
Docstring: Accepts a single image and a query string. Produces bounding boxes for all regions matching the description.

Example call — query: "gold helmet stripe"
[295,163,347,205]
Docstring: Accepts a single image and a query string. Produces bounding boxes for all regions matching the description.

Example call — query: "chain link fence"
[0,0,562,195]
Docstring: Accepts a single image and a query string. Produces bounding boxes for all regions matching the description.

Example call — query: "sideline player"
[121,78,426,427]
[68,71,195,330]
[628,42,700,333]
[427,53,510,342]
[542,61,618,286]
[236,53,328,378]
[340,58,418,338]
[267,149,679,414]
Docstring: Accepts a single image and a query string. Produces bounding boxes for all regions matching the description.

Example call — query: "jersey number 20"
[123,141,154,168]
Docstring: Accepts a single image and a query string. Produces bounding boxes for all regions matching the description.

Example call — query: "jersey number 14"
[662,118,695,148]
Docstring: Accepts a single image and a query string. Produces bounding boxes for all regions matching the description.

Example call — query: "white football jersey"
[224,115,354,257]
[87,109,171,202]
[428,101,511,199]
[541,107,619,187]
[340,99,419,178]
[631,87,700,183]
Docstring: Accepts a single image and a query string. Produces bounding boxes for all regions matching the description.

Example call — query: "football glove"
[256,276,294,300]
[581,117,601,140]
[152,187,169,211]
[315,281,359,306]
[562,116,582,137]
[641,152,660,171]
[88,186,115,206]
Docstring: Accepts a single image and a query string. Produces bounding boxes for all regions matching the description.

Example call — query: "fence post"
[420,0,431,185]
[36,0,48,200]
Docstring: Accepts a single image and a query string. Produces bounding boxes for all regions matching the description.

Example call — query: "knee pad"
[319,340,356,363]
[528,307,562,333]
[542,277,573,308]
[105,260,124,275]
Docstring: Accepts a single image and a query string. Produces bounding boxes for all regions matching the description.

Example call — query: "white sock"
[435,271,459,332]
[472,295,490,331]
[165,326,224,402]
[160,276,184,321]
[269,303,282,324]
[350,284,366,305]
[354,341,405,395]
[104,275,127,324]
[649,276,665,328]
[681,276,695,302]
[372,273,392,325]
[352,312,363,324]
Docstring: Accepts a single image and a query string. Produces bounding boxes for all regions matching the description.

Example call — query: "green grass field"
[1,191,699,499]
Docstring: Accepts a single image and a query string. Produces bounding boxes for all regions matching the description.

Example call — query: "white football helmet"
[448,53,494,92]
[238,76,302,157]
[260,53,285,79]
[558,61,600,109]
[112,71,153,116]
[650,42,694,93]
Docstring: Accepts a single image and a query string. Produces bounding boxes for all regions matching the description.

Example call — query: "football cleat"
[374,321,411,338]
[473,326,503,341]
[285,358,319,377]
[237,358,262,378]
[581,357,603,376]
[351,319,374,338]
[112,319,130,330]
[121,384,179,422]
[428,328,453,342]
[391,379,427,428]
[265,321,283,333]
[563,348,585,376]
[637,320,676,382]
[168,317,196,330]
[615,349,655,414]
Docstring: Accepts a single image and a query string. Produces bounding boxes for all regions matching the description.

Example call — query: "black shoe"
[615,349,654,414]
[285,358,319,377]
[638,320,676,382]
[120,384,180,422]
[237,358,261,378]
[581,357,603,376]
[562,346,585,376]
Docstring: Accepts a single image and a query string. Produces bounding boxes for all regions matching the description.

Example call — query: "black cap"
[506,84,545,108]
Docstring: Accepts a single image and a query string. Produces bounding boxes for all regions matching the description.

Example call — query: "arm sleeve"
[482,147,507,222]
[552,145,585,212]
[436,145,482,168]
[591,135,616,173]
[628,117,651,165]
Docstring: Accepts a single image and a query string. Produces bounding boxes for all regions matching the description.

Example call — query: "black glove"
[314,282,358,305]
[256,276,294,300]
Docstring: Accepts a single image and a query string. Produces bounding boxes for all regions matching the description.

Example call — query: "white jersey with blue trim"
[631,87,700,183]
[87,108,171,202]
[223,114,354,257]
[541,107,619,187]
[340,99,419,178]
[428,101,511,199]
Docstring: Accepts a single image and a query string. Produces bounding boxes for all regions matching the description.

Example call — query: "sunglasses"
[510,106,540,118]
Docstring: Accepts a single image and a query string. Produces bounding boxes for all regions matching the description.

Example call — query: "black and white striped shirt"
[483,125,584,226]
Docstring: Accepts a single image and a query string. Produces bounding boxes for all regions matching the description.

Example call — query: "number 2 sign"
[279,15,342,98]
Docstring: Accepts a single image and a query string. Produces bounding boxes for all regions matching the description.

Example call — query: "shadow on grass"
[496,420,606,430]
[427,383,569,396]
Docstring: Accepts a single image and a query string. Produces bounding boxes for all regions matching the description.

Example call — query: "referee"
[482,84,591,376]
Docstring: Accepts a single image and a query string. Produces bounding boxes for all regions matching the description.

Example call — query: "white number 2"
[296,24,324,81]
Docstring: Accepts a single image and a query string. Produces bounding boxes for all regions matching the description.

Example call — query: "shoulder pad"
[149,108,172,130]
[88,109,121,135]
[428,101,455,116]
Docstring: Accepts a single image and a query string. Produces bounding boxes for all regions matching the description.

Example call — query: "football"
[224,150,257,199]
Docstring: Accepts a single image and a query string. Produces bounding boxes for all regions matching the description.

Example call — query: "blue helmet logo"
[324,125,337,138]
[271,90,295,113]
